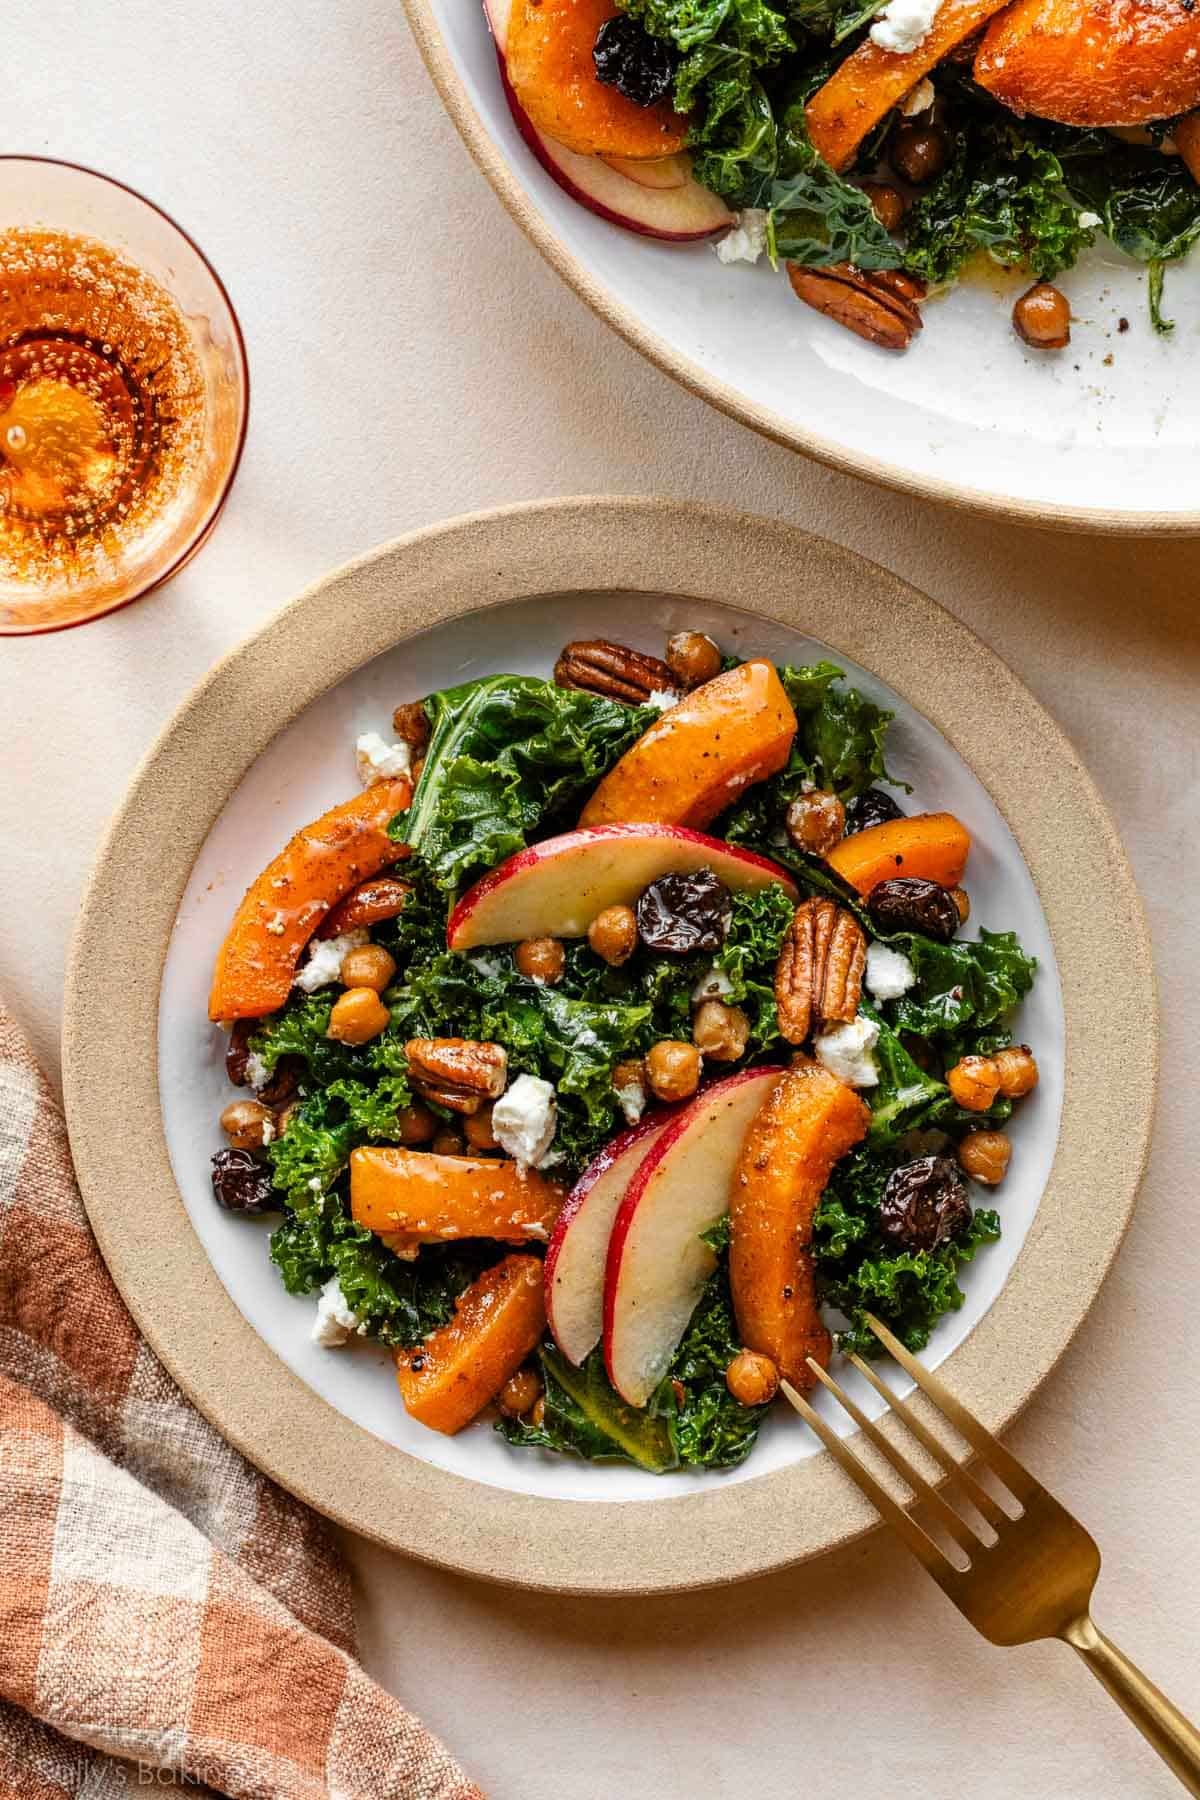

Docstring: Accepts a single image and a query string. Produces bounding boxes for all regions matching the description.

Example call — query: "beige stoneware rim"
[402,0,1200,537]
[63,498,1156,1594]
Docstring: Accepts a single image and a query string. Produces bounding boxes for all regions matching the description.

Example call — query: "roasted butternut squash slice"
[396,1255,547,1434]
[208,779,411,1022]
[730,1060,870,1389]
[805,0,1014,170]
[351,1148,564,1244]
[579,660,797,830]
[506,0,688,159]
[826,810,970,896]
[974,0,1200,127]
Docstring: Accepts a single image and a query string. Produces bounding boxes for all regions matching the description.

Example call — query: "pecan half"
[775,899,866,1044]
[554,639,678,705]
[786,262,924,352]
[405,1038,508,1116]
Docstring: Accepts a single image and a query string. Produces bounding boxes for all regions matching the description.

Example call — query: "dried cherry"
[636,869,731,955]
[593,16,677,108]
[845,788,905,834]
[225,1020,254,1087]
[867,876,959,943]
[211,1149,278,1215]
[879,1155,970,1251]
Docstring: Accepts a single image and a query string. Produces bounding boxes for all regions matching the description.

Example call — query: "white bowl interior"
[159,590,1063,1502]
[425,0,1199,521]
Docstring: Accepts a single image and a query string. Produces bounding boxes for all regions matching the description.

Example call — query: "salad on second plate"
[207,628,1038,1474]
[485,0,1200,349]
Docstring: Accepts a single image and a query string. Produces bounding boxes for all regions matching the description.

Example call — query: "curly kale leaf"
[497,1346,679,1471]
[768,98,903,271]
[391,675,652,894]
[814,1145,1001,1355]
[267,1077,414,1206]
[905,122,1094,286]
[658,1267,767,1467]
[618,0,794,204]
[889,930,1037,1046]
[1055,136,1200,334]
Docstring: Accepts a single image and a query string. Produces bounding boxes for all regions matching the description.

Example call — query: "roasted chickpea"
[726,1350,780,1408]
[396,1103,437,1145]
[957,1129,1012,1185]
[786,788,846,856]
[327,987,390,1045]
[219,1099,276,1151]
[665,630,722,689]
[950,886,971,925]
[613,1057,646,1094]
[993,1044,1039,1099]
[588,903,639,967]
[891,122,949,185]
[497,1366,543,1419]
[862,180,906,233]
[391,700,430,751]
[432,1129,465,1156]
[645,1039,702,1103]
[1013,281,1071,350]
[339,943,397,993]
[464,1104,500,1152]
[946,1054,1001,1113]
[515,936,566,985]
[692,999,750,1064]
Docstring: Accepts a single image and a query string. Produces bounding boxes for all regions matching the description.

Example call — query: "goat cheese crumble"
[1078,211,1103,229]
[492,1073,558,1168]
[293,928,369,993]
[312,1276,362,1347]
[692,963,735,1003]
[614,1075,647,1125]
[355,731,413,787]
[647,688,680,713]
[716,209,769,266]
[814,1015,881,1088]
[870,0,943,55]
[244,1050,270,1090]
[865,941,917,1001]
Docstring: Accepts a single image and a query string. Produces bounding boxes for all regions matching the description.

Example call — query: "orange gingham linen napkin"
[0,1001,485,1800]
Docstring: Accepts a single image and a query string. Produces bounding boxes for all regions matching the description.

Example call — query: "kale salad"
[208,628,1039,1475]
[493,0,1200,348]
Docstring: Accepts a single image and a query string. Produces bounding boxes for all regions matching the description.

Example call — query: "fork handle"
[1063,1614,1200,1796]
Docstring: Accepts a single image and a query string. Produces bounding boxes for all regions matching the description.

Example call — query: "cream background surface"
[5,2,1199,1795]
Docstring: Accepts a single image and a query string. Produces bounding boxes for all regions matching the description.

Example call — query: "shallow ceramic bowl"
[63,498,1155,1593]
[404,0,1200,533]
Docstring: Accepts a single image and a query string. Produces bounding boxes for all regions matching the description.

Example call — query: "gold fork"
[782,1314,1200,1797]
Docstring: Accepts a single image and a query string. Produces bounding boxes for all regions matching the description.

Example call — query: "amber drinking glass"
[0,158,248,635]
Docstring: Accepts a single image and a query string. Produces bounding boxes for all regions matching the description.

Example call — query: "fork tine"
[805,1358,983,1556]
[778,1379,954,1581]
[846,1352,1007,1529]
[865,1314,1039,1504]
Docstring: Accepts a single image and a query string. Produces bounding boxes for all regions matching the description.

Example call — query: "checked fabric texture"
[0,1002,484,1800]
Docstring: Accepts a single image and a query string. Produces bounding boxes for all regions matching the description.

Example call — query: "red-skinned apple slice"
[484,0,732,241]
[544,1111,673,1366]
[603,1067,785,1407]
[447,823,797,950]
[600,155,689,191]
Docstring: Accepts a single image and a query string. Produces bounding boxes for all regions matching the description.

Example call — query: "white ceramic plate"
[160,589,1061,1501]
[65,502,1154,1591]
[405,0,1200,532]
